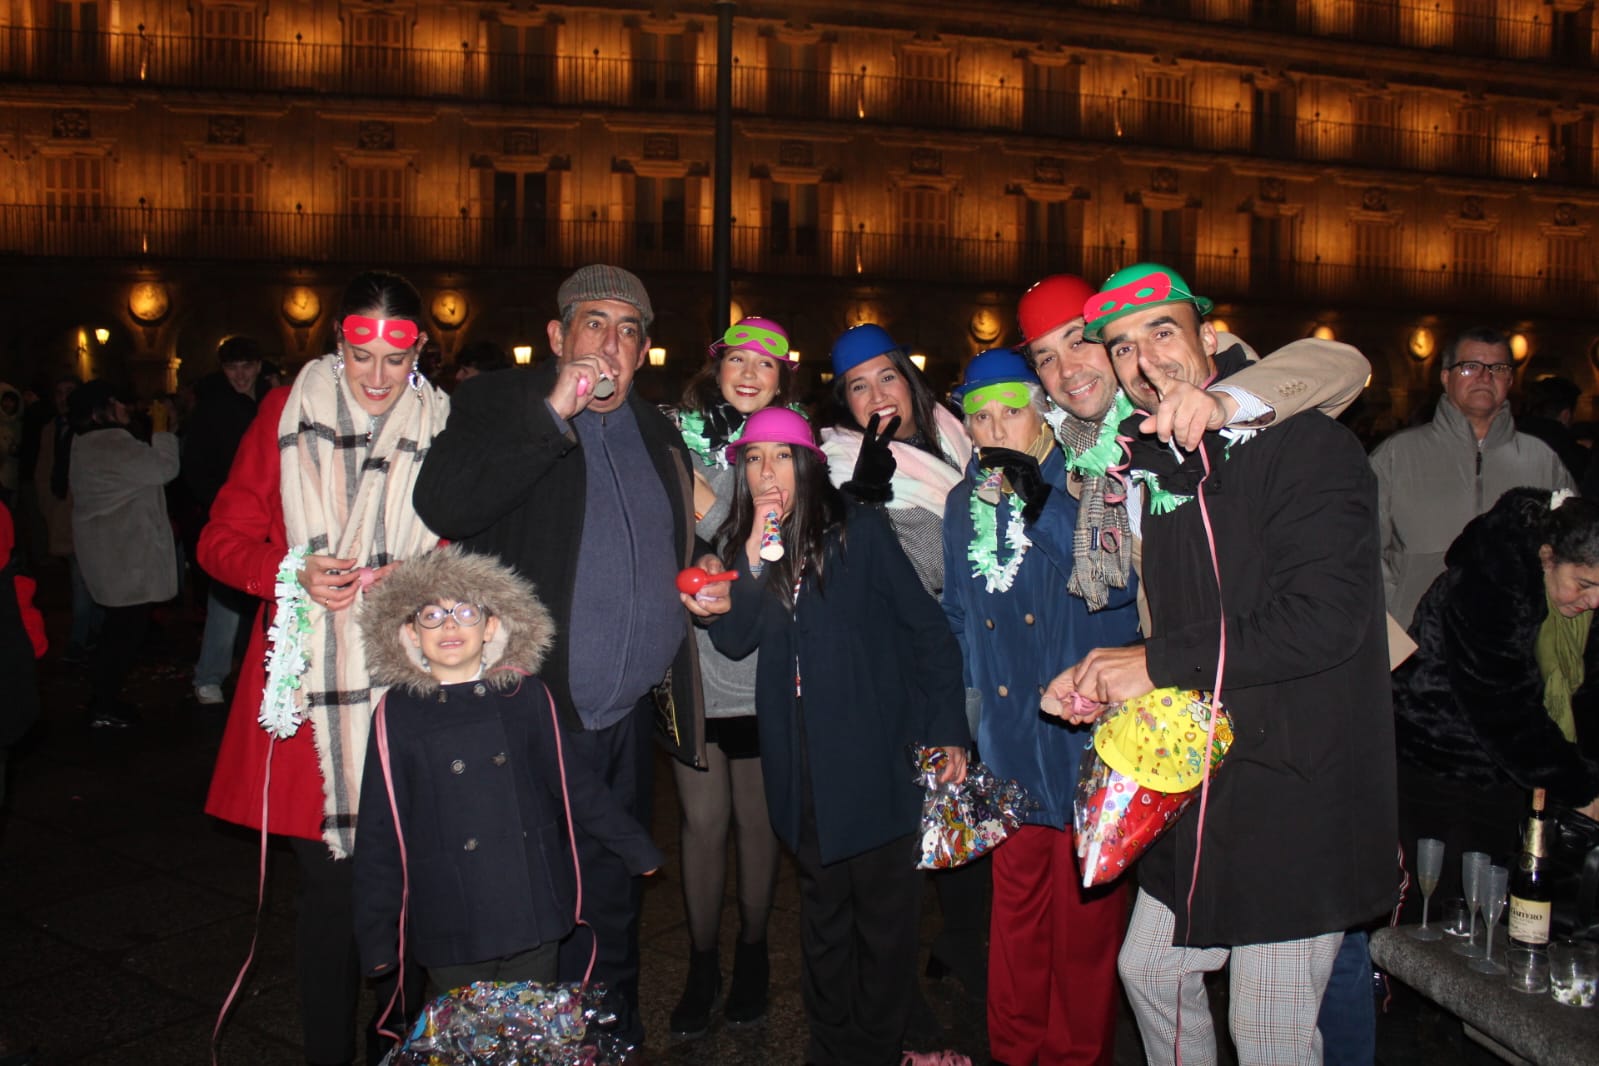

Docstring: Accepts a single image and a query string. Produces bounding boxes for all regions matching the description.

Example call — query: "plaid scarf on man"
[1055,402,1133,612]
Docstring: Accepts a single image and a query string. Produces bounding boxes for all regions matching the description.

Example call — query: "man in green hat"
[1016,267,1369,621]
[1044,263,1397,1066]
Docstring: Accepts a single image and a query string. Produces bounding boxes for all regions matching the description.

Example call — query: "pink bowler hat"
[725,407,823,464]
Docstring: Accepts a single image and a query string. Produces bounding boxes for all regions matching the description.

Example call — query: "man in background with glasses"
[1371,326,1573,630]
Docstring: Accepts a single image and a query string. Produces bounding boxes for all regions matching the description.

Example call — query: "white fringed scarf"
[820,403,973,517]
[276,355,449,858]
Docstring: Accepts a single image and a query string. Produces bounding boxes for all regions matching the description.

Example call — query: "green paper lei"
[679,403,812,470]
[260,544,313,739]
[1133,473,1193,515]
[1062,390,1135,478]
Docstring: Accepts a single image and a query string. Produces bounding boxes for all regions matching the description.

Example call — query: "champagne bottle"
[1507,787,1552,950]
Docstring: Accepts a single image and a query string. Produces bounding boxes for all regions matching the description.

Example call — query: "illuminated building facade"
[2,0,1597,424]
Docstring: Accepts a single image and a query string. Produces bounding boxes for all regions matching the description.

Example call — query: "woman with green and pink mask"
[665,315,798,1036]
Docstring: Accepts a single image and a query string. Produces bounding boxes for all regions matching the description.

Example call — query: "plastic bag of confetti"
[385,980,630,1065]
[912,747,1038,870]
[1072,688,1232,888]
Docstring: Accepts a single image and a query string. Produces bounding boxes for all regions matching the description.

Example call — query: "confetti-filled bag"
[913,747,1038,870]
[385,980,629,1065]
[1072,688,1232,888]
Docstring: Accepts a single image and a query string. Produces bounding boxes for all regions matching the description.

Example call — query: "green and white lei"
[679,403,812,469]
[967,484,1031,594]
[677,408,727,469]
[1129,426,1259,515]
[260,544,313,739]
[1045,390,1135,480]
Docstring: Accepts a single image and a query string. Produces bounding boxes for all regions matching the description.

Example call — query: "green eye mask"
[963,382,1032,414]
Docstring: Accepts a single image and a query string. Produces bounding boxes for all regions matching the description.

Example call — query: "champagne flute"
[1469,865,1510,975]
[1409,837,1445,941]
[1453,851,1490,958]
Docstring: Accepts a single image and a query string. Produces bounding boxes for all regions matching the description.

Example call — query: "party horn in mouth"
[676,567,741,595]
[576,373,616,399]
[759,510,785,561]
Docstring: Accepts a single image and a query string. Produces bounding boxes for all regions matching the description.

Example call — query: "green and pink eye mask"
[710,317,793,363]
[962,382,1032,414]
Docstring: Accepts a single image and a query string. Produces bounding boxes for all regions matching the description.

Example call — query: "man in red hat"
[1016,271,1369,622]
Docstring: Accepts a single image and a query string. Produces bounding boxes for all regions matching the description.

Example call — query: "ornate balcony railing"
[1076,0,1593,66]
[4,26,1584,188]
[2,204,1591,318]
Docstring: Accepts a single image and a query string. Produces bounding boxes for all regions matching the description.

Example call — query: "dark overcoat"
[353,681,663,972]
[1137,409,1397,945]
[710,504,970,865]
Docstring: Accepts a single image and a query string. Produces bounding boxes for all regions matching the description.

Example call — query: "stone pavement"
[0,561,1493,1065]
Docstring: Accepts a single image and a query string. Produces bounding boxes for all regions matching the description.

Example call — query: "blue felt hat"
[830,323,902,377]
[952,347,1038,402]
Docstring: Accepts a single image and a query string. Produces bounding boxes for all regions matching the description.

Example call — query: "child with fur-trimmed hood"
[354,546,663,989]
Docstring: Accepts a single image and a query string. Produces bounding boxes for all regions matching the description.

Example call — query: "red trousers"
[988,823,1129,1066]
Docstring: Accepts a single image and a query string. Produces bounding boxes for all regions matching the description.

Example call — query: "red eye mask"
[342,315,419,349]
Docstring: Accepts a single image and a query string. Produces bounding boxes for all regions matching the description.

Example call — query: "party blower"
[575,372,616,400]
[676,567,740,595]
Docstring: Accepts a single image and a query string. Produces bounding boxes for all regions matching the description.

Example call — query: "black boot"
[669,948,722,1037]
[724,938,769,1025]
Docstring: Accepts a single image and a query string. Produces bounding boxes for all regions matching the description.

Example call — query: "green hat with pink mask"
[1081,263,1213,344]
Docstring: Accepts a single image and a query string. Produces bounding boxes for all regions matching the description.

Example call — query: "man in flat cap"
[416,264,728,1049]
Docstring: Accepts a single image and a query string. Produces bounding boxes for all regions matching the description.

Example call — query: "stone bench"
[1371,927,1599,1066]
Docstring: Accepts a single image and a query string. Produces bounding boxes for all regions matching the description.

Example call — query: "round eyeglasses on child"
[415,603,485,629]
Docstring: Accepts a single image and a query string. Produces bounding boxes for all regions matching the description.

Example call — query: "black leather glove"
[842,413,900,504]
[979,447,1051,524]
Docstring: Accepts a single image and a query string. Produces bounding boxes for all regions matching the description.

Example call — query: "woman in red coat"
[201,271,449,1066]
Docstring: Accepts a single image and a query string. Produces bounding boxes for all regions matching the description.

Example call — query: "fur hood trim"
[360,545,555,698]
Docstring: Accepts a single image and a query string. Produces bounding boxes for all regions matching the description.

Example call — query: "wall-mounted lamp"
[1407,328,1435,361]
[649,347,667,367]
[820,372,835,383]
[728,300,745,326]
[909,353,928,371]
[788,350,801,363]
[1312,325,1335,341]
[512,345,533,365]
[93,328,110,344]
[1210,318,1230,334]
[1509,333,1530,363]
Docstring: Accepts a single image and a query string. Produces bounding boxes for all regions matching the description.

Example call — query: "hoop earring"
[408,363,422,393]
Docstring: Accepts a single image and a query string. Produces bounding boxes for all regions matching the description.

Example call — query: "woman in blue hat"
[822,324,988,1013]
[941,348,1141,1066]
[822,324,972,594]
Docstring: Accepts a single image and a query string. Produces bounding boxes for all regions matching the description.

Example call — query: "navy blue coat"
[942,449,1141,829]
[352,680,664,973]
[710,503,970,865]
